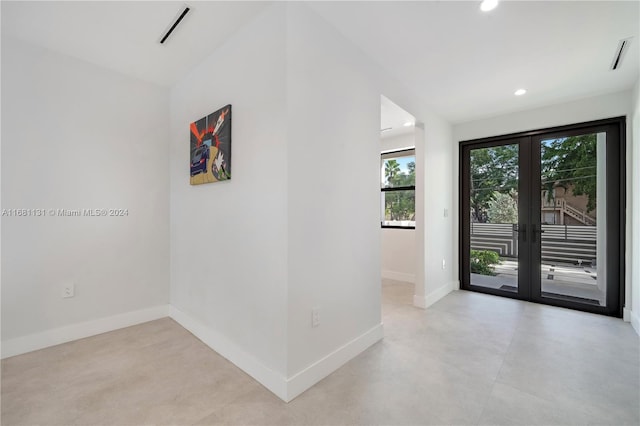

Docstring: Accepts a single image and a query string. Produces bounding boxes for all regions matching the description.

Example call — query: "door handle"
[532,224,545,243]
[516,224,527,242]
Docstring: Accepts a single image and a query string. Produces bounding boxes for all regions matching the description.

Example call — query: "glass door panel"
[538,132,606,306]
[465,141,525,296]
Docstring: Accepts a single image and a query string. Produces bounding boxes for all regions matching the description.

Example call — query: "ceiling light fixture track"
[611,37,632,70]
[160,5,190,44]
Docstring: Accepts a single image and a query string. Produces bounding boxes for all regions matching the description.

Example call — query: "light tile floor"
[2,280,638,425]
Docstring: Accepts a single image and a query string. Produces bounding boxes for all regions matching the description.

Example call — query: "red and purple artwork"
[190,104,231,185]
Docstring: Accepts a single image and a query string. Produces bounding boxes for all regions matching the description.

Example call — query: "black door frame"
[459,117,626,317]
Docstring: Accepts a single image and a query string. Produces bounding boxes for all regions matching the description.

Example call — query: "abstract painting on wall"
[190,104,232,185]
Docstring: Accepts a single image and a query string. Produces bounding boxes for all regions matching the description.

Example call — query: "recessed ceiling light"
[480,0,499,12]
[403,122,413,127]
[514,89,527,96]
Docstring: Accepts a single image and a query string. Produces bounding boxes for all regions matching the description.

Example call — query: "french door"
[460,118,625,316]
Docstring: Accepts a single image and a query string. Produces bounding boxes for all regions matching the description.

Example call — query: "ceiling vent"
[159,5,190,44]
[610,38,632,70]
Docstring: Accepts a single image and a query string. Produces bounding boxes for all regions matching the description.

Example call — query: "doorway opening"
[380,95,417,309]
[459,117,625,316]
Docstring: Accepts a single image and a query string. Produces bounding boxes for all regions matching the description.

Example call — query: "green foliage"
[384,190,415,221]
[541,135,597,212]
[487,191,518,224]
[469,135,598,221]
[470,145,519,223]
[470,250,500,276]
[384,158,416,221]
[384,160,401,185]
[384,159,415,188]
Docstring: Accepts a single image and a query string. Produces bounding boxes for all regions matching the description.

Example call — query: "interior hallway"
[2,280,638,425]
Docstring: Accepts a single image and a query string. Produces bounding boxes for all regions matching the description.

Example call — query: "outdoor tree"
[407,161,415,177]
[541,134,597,212]
[384,160,401,186]
[384,159,416,221]
[487,191,518,224]
[469,145,518,223]
[469,135,597,223]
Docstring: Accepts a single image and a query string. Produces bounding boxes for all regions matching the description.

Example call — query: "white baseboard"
[1,305,169,359]
[382,270,415,283]
[414,280,458,309]
[170,306,383,402]
[285,323,384,402]
[2,304,386,403]
[168,306,288,401]
[629,309,640,337]
[623,307,631,322]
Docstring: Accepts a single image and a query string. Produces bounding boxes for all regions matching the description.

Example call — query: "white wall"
[286,2,383,382]
[285,3,454,389]
[1,37,170,356]
[419,118,455,306]
[300,2,456,311]
[453,90,635,324]
[169,4,288,380]
[382,132,415,152]
[381,133,416,283]
[313,20,456,313]
[381,229,416,283]
[630,80,640,334]
[453,91,632,141]
[168,2,454,401]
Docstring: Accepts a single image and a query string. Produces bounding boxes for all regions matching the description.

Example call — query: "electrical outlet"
[62,283,75,298]
[442,259,446,270]
[312,307,320,328]
[444,208,449,217]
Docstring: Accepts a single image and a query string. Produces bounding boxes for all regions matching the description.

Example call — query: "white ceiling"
[309,1,640,123]
[2,1,639,124]
[381,95,415,138]
[0,1,272,87]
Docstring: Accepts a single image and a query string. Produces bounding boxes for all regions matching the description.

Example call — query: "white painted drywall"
[381,133,416,282]
[453,91,632,142]
[285,3,454,380]
[1,37,170,342]
[170,2,454,399]
[630,79,640,334]
[381,229,416,283]
[381,132,415,152]
[453,90,635,321]
[286,3,383,378]
[169,5,288,377]
[419,116,456,303]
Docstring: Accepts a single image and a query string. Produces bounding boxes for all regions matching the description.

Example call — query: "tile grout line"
[481,301,638,424]
[472,306,525,426]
